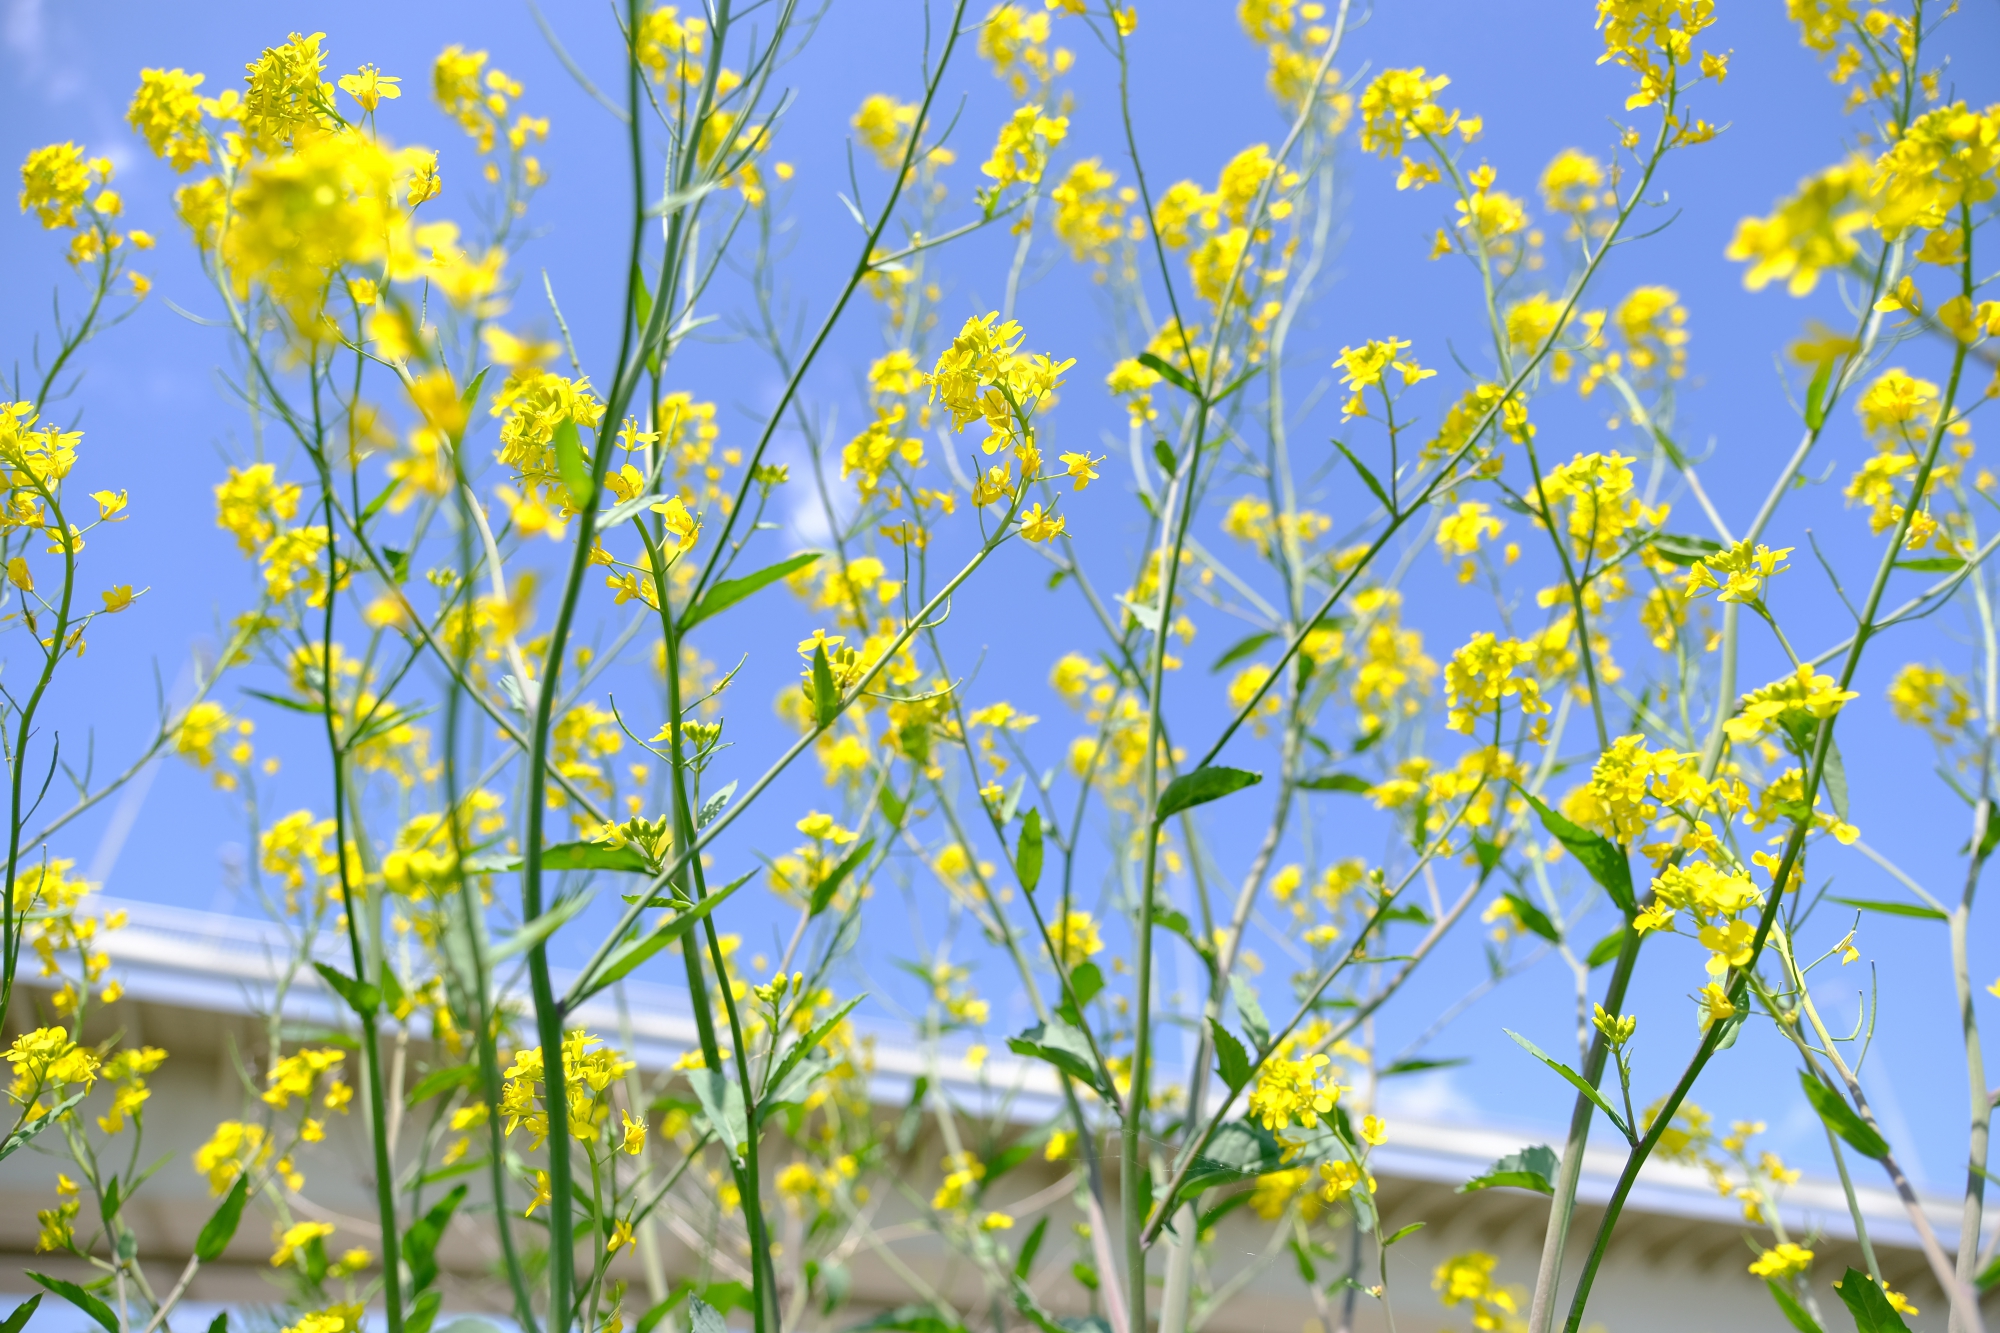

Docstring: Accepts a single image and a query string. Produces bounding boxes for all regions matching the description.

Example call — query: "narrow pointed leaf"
[1502,892,1562,943]
[1834,1267,1910,1333]
[1211,630,1275,672]
[682,552,822,632]
[582,870,753,999]
[1766,1279,1825,1333]
[0,1296,41,1333]
[490,890,595,962]
[313,961,380,1017]
[1299,772,1372,793]
[553,416,594,511]
[1798,1070,1888,1159]
[1506,1030,1628,1138]
[1458,1144,1558,1194]
[1137,351,1200,397]
[195,1172,251,1262]
[1332,439,1393,515]
[1210,1018,1252,1093]
[1515,786,1634,913]
[759,995,865,1122]
[25,1275,117,1333]
[810,838,874,917]
[1828,896,1946,922]
[1155,766,1262,822]
[1804,357,1836,432]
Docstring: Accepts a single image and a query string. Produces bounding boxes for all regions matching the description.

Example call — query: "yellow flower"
[1247,1053,1343,1131]
[337,65,403,113]
[1059,452,1102,490]
[1019,504,1066,543]
[1050,159,1125,265]
[978,103,1068,200]
[273,1220,336,1268]
[20,143,110,230]
[1724,665,1858,745]
[1686,540,1792,605]
[127,70,211,173]
[1443,632,1550,739]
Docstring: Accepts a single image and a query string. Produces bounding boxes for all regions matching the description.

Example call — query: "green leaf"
[1767,1278,1826,1333]
[0,1091,85,1161]
[401,1184,468,1293]
[759,995,865,1123]
[687,1295,730,1333]
[633,264,661,379]
[1829,896,1947,922]
[1586,928,1630,968]
[1211,631,1275,672]
[207,1314,229,1333]
[361,480,404,524]
[690,1070,750,1163]
[1648,423,1690,470]
[0,1296,41,1333]
[195,1172,251,1262]
[1299,772,1372,793]
[812,643,839,730]
[1799,1070,1888,1159]
[847,1306,967,1333]
[581,870,755,1000]
[1179,1122,1285,1196]
[1380,1057,1468,1077]
[1458,1144,1559,1195]
[241,688,330,716]
[26,1274,117,1333]
[1503,892,1562,943]
[1804,356,1836,432]
[1211,1018,1253,1093]
[1892,556,1964,573]
[314,961,380,1017]
[1212,364,1264,404]
[1383,1221,1426,1246]
[406,1064,480,1106]
[1978,1249,2000,1294]
[1650,533,1724,567]
[490,890,596,962]
[1473,836,1504,880]
[380,546,411,584]
[682,552,822,632]
[406,1291,445,1333]
[1015,809,1044,894]
[1834,1267,1911,1333]
[1015,1216,1049,1280]
[553,416,594,512]
[1007,1020,1114,1102]
[1331,439,1393,516]
[1067,961,1104,1007]
[1505,1030,1629,1139]
[1824,735,1850,822]
[1137,350,1201,397]
[1156,766,1262,822]
[1516,786,1634,913]
[537,841,653,874]
[697,781,737,829]
[418,1156,488,1188]
[810,839,875,917]
[1229,974,1269,1051]
[1153,439,1178,477]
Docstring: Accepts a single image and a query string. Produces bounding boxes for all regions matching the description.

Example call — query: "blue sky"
[4,0,1998,1195]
